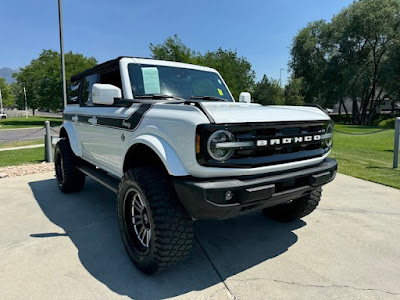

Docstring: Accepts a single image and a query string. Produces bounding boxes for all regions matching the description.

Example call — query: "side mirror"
[92,83,122,105]
[239,92,251,103]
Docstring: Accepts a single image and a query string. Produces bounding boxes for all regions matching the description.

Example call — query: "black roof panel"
[70,56,152,82]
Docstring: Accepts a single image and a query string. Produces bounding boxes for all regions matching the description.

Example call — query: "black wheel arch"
[59,127,68,139]
[123,143,168,174]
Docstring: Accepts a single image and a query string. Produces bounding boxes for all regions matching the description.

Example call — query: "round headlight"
[325,124,333,147]
[207,130,235,161]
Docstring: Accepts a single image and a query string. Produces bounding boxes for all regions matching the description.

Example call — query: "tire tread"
[263,188,322,222]
[117,166,193,274]
[55,139,85,193]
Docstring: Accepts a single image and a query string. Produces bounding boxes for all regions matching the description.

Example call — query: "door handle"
[88,117,97,125]
[72,115,78,122]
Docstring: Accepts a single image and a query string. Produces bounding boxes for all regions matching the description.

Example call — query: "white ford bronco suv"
[55,56,337,274]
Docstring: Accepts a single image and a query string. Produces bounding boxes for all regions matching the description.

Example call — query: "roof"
[70,56,126,82]
[70,56,218,82]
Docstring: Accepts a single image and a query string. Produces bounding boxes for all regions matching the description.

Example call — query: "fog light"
[225,190,234,201]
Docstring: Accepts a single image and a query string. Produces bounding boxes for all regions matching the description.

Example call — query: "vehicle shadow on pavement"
[29,178,304,299]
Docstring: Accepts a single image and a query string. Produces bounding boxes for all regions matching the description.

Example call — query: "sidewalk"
[0,126,43,130]
[0,144,44,152]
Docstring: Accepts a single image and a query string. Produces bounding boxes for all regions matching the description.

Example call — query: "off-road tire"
[262,188,322,222]
[117,166,193,274]
[54,139,85,193]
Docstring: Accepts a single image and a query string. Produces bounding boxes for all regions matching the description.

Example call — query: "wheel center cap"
[142,211,150,229]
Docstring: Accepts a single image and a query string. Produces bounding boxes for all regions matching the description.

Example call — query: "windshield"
[128,63,234,101]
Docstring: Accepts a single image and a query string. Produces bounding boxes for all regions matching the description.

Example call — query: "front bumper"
[173,158,337,220]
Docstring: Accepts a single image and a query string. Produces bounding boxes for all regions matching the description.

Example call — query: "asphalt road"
[0,127,60,143]
[2,109,62,119]
[1,173,399,299]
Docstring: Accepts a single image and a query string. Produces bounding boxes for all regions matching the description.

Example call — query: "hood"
[201,102,330,124]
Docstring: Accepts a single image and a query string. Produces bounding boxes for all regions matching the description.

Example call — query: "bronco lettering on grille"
[256,134,321,146]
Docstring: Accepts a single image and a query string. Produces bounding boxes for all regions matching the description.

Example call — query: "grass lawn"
[0,116,62,129]
[0,139,43,149]
[0,147,44,168]
[330,124,400,189]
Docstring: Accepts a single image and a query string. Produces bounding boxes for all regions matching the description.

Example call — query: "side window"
[68,80,80,104]
[99,68,123,97]
[129,64,145,96]
[81,74,98,106]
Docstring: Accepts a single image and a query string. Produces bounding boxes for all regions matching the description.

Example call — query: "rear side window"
[68,80,80,104]
[99,68,123,95]
[81,74,98,106]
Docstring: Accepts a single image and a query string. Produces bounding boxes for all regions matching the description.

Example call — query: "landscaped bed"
[0,162,54,178]
[0,145,53,178]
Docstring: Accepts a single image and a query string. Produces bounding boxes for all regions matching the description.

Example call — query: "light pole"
[23,85,28,118]
[0,88,3,114]
[279,68,285,87]
[58,0,67,109]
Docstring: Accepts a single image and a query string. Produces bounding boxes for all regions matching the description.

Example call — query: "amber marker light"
[196,134,201,154]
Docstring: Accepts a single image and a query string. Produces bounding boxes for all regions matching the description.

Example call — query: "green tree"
[253,75,284,105]
[0,78,14,108]
[198,49,255,100]
[384,42,400,111]
[290,20,329,106]
[284,75,304,105]
[290,0,400,125]
[332,0,400,124]
[149,35,255,100]
[150,34,197,63]
[13,50,97,113]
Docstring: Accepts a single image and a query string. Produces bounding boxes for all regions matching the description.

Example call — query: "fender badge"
[121,133,125,141]
[122,120,131,128]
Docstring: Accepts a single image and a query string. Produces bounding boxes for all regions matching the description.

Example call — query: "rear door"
[78,68,140,175]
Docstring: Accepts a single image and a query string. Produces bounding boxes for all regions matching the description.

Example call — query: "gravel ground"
[0,162,54,178]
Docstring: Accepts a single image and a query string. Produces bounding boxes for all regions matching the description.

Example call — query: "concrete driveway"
[0,173,399,299]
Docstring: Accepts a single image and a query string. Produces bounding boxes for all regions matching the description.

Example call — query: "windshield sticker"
[141,67,161,94]
[217,88,224,96]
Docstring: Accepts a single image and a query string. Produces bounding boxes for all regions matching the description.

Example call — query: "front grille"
[196,121,332,168]
[234,123,325,159]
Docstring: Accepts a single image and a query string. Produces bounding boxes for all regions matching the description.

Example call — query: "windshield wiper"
[190,96,228,102]
[134,94,185,101]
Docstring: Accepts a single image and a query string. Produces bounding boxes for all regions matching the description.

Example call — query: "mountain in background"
[0,67,19,84]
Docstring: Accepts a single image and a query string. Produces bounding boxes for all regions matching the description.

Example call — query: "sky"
[0,0,354,85]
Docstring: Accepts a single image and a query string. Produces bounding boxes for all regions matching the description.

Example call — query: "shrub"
[379,118,397,129]
[331,114,399,125]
